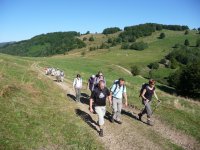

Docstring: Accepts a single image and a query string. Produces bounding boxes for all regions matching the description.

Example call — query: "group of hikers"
[45,67,65,82]
[72,71,160,137]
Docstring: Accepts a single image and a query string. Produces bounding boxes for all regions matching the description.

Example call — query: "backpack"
[61,71,64,76]
[139,83,149,97]
[111,80,125,94]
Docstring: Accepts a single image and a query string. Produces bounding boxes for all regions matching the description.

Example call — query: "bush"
[173,43,182,48]
[159,33,165,39]
[89,36,94,41]
[129,42,148,50]
[168,62,200,98]
[99,43,109,49]
[89,47,96,51]
[148,62,159,69]
[121,43,129,49]
[170,58,179,69]
[160,59,167,64]
[196,39,200,47]
[184,39,190,46]
[184,30,189,35]
[131,65,140,76]
[107,38,113,43]
[83,37,87,41]
[81,51,86,56]
[102,27,121,34]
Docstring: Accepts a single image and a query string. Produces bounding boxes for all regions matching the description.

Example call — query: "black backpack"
[139,83,148,97]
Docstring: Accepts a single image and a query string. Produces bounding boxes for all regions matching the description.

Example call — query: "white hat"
[92,75,95,78]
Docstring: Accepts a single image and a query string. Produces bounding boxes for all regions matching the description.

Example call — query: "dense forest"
[0,32,86,57]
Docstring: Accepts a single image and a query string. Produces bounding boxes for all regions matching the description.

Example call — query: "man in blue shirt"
[110,78,128,124]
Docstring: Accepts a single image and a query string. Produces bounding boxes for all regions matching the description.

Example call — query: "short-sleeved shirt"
[111,84,126,99]
[144,86,155,101]
[90,87,110,106]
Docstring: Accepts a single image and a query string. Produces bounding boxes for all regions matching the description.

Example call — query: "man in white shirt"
[73,74,82,102]
[110,78,128,124]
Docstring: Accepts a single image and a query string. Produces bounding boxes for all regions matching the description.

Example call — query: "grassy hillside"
[0,54,103,149]
[1,26,200,149]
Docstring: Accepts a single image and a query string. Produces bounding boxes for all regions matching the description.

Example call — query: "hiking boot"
[99,129,103,137]
[138,113,142,121]
[111,117,114,123]
[115,120,122,124]
[147,120,153,126]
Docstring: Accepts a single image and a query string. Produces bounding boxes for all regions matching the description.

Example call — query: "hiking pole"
[151,100,161,115]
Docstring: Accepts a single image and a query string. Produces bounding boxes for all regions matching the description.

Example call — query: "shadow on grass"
[156,85,176,95]
[75,109,99,132]
[67,94,76,101]
[80,93,90,105]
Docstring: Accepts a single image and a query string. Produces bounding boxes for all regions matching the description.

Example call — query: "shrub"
[159,33,165,39]
[83,37,87,41]
[89,36,94,41]
[131,65,140,76]
[148,62,159,69]
[184,30,189,35]
[184,39,190,46]
[121,43,129,49]
[196,39,200,47]
[102,27,121,34]
[129,42,148,50]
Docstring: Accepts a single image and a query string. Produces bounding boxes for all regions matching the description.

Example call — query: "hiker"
[110,78,128,124]
[60,70,65,82]
[51,68,56,76]
[90,80,112,137]
[55,68,61,82]
[87,75,96,93]
[138,79,160,126]
[73,74,82,102]
[94,71,106,87]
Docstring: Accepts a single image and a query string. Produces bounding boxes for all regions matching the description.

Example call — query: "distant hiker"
[90,80,112,137]
[73,74,82,102]
[138,79,160,126]
[55,68,61,82]
[87,75,96,93]
[60,70,65,82]
[51,68,56,76]
[94,71,106,87]
[110,78,128,124]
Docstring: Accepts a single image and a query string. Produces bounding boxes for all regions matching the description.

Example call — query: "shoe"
[147,120,153,126]
[115,120,122,124]
[99,129,103,137]
[111,117,114,123]
[138,113,142,121]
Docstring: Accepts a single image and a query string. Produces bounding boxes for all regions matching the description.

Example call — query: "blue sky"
[0,0,199,42]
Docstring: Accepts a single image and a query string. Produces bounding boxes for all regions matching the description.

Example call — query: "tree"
[148,62,159,69]
[184,39,190,46]
[168,62,200,98]
[198,28,200,34]
[184,30,189,35]
[196,39,200,47]
[89,36,94,41]
[83,37,87,41]
[159,32,165,39]
[129,42,148,50]
[102,27,121,34]
[86,31,90,34]
[121,43,129,49]
[131,65,140,76]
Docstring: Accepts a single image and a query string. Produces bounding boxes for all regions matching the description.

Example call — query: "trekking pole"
[151,100,161,115]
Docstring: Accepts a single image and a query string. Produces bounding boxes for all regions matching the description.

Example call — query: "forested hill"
[0,23,190,57]
[0,32,86,57]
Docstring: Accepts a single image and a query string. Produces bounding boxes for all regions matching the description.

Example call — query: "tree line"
[0,32,86,57]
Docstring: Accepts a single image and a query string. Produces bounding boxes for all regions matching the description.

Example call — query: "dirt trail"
[32,62,199,150]
[113,65,132,75]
